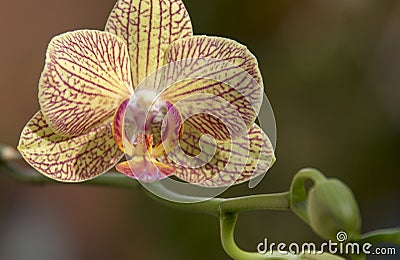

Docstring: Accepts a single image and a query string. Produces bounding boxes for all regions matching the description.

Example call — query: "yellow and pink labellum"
[116,157,175,182]
[39,30,133,137]
[17,112,123,182]
[112,96,184,182]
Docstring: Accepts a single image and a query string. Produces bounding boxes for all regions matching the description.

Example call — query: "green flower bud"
[307,179,361,241]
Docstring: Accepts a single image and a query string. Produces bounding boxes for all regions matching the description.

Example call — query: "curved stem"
[219,212,345,260]
[289,168,327,224]
[220,212,291,259]
[291,168,327,185]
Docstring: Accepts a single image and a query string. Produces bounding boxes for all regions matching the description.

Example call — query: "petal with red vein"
[39,30,133,137]
[105,0,193,87]
[159,124,275,187]
[17,111,123,182]
[116,157,174,182]
[160,36,264,141]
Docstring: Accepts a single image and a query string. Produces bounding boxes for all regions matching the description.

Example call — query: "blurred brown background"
[0,0,399,259]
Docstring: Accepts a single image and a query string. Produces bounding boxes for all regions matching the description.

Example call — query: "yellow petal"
[17,111,123,182]
[39,30,133,137]
[105,0,193,86]
[160,36,264,141]
[159,124,275,187]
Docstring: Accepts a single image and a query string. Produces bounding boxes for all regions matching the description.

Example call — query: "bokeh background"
[0,0,399,259]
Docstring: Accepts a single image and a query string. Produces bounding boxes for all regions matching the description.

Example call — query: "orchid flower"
[17,0,275,187]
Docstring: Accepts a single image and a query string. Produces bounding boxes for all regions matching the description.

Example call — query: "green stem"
[2,158,290,217]
[220,192,290,213]
[289,168,327,224]
[219,212,345,260]
[220,212,290,259]
[0,158,139,189]
[0,145,392,260]
[350,254,366,260]
[0,145,290,216]
[359,228,400,245]
[146,191,290,217]
[1,161,290,216]
[145,191,224,216]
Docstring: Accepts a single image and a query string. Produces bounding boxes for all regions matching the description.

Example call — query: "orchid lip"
[113,88,184,160]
